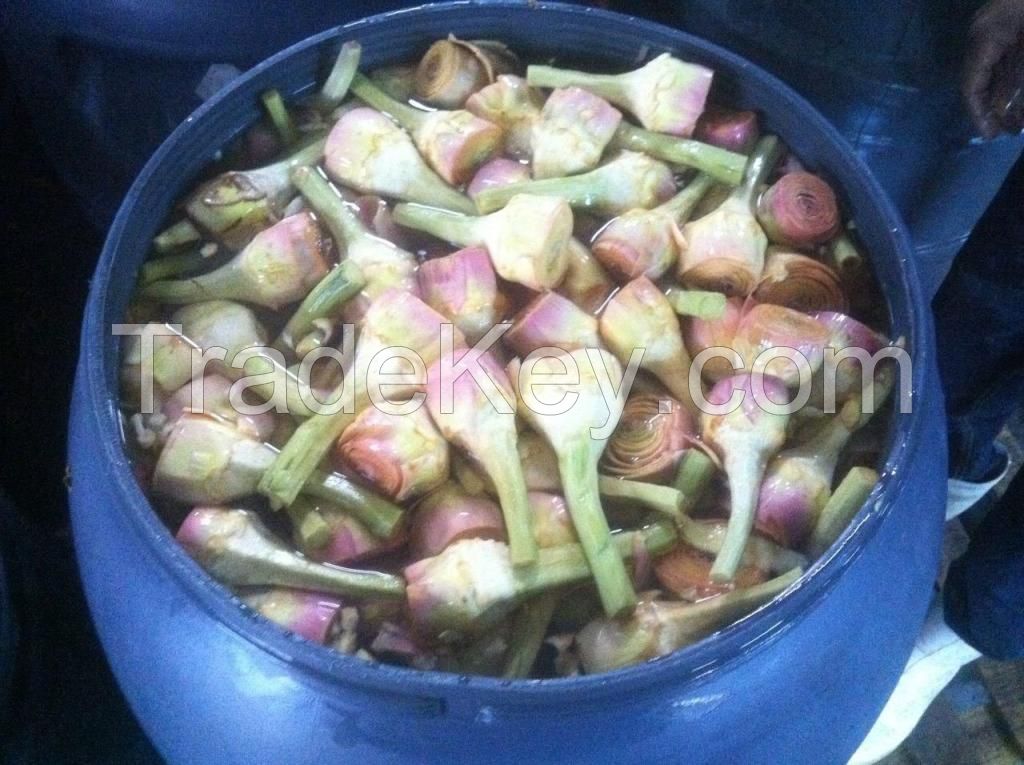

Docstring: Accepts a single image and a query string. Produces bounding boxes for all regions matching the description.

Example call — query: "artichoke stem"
[597,476,683,523]
[140,249,216,284]
[257,378,366,508]
[613,124,746,186]
[305,469,405,541]
[320,41,362,108]
[502,591,561,678]
[392,203,480,245]
[474,173,595,215]
[733,135,783,210]
[292,165,368,244]
[559,447,637,617]
[274,259,365,354]
[481,448,539,567]
[668,289,728,320]
[261,89,299,147]
[519,521,677,598]
[710,451,764,582]
[349,72,427,131]
[154,219,202,253]
[286,499,332,549]
[527,65,624,101]
[808,467,879,557]
[658,173,716,221]
[673,449,717,516]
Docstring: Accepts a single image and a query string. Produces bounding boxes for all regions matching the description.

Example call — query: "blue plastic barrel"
[68,4,947,763]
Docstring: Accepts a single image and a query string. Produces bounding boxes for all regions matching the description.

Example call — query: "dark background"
[0,58,162,762]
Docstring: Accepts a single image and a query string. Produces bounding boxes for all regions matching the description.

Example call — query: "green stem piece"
[676,516,807,573]
[473,151,672,216]
[613,123,747,186]
[320,41,362,109]
[657,173,716,221]
[391,203,479,245]
[261,89,299,147]
[291,164,418,300]
[258,387,364,508]
[732,135,783,210]
[480,447,539,567]
[153,219,202,253]
[286,498,333,549]
[666,288,728,320]
[519,521,677,598]
[709,452,762,583]
[672,449,717,516]
[140,249,216,284]
[558,447,637,617]
[597,476,683,523]
[274,259,366,353]
[527,64,622,96]
[808,467,880,557]
[304,469,405,541]
[291,164,376,243]
[349,72,427,130]
[502,591,561,678]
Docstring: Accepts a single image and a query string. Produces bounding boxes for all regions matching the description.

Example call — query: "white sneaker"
[945,452,1008,521]
[847,599,980,765]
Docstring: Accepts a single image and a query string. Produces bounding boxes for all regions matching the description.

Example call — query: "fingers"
[997,98,1024,135]
[963,35,1009,139]
[993,40,1024,134]
[961,0,1024,139]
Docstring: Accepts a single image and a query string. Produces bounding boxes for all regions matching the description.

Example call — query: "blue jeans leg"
[944,468,1024,659]
[934,158,1024,658]
[933,157,1024,482]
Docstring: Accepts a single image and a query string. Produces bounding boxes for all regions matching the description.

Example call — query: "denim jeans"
[944,470,1024,659]
[934,158,1024,659]
[651,0,1024,296]
[934,157,1024,483]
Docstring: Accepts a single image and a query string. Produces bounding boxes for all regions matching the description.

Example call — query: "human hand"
[962,0,1024,138]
